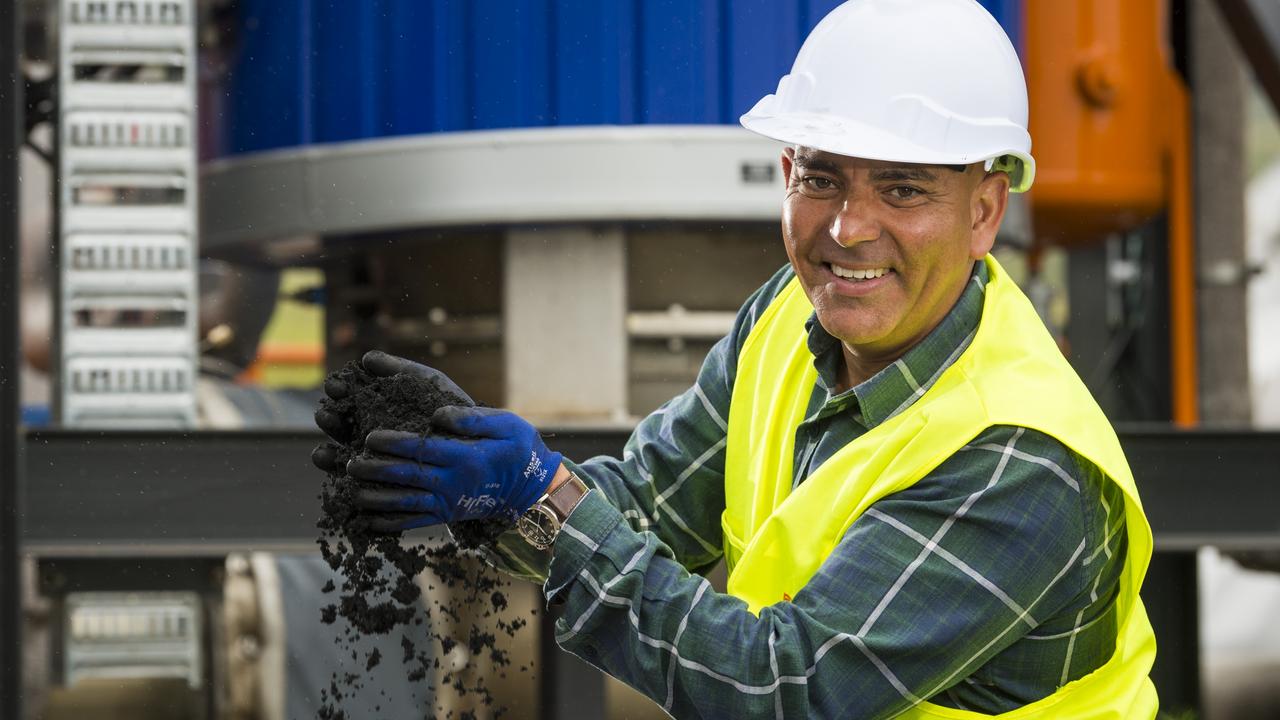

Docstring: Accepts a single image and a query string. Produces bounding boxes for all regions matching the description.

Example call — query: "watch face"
[518,505,559,550]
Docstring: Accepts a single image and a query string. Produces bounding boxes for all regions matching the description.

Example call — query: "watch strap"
[542,471,590,523]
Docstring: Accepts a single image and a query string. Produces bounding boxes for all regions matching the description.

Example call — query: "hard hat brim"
[740,108,1035,193]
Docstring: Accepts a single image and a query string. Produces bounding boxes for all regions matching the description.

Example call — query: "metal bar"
[0,0,24,715]
[1142,552,1203,711]
[19,426,1280,553]
[1214,0,1280,112]
[20,428,633,555]
[1192,0,1252,424]
[1116,426,1280,549]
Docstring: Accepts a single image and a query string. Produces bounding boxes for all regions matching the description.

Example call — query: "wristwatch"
[517,471,591,550]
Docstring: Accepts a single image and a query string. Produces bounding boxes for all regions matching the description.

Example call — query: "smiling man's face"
[780,147,1009,387]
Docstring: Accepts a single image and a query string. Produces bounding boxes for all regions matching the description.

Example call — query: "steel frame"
[20,426,1280,554]
[2,0,24,715]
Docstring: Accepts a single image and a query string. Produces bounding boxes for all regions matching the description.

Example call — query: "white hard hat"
[740,0,1036,192]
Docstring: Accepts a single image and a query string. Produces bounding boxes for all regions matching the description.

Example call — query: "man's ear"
[781,147,795,190]
[969,170,1010,259]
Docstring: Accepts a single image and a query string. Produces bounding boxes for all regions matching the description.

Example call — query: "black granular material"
[316,362,528,719]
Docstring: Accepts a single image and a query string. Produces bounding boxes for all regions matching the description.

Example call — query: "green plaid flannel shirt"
[487,260,1129,719]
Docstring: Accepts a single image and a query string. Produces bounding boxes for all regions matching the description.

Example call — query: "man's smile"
[822,262,898,296]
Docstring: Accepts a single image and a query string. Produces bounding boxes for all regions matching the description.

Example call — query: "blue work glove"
[346,406,562,532]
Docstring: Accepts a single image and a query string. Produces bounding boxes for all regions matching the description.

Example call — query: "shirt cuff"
[545,489,624,603]
[474,525,553,584]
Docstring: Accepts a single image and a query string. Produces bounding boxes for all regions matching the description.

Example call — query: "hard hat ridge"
[741,0,1036,192]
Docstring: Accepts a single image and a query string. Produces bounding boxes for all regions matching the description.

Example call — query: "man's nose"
[829,197,880,247]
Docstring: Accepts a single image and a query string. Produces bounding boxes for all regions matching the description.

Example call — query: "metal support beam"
[1142,552,1202,712]
[1,0,23,716]
[20,429,634,555]
[1214,0,1280,112]
[1192,0,1253,423]
[20,427,1280,553]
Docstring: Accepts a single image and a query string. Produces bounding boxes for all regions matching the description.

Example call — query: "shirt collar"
[805,259,989,428]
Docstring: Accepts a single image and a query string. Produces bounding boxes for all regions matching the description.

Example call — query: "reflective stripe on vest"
[722,255,1157,718]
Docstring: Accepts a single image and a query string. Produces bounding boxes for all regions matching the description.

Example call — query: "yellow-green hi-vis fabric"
[722,255,1158,718]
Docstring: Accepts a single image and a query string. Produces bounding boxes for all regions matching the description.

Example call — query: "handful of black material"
[315,361,527,720]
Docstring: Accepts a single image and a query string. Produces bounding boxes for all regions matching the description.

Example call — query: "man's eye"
[802,176,836,192]
[888,186,924,201]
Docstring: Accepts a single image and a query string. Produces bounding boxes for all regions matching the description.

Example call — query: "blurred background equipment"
[4,0,1280,719]
[55,0,200,427]
[63,592,202,687]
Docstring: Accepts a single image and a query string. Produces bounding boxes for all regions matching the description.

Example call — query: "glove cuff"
[515,448,563,513]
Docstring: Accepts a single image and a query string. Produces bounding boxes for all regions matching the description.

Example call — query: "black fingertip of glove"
[361,349,407,377]
[428,403,464,422]
[428,404,499,435]
[344,453,389,483]
[427,405,460,434]
[311,442,341,472]
[351,485,390,510]
[365,512,426,534]
[314,408,352,444]
[353,486,435,514]
[363,429,418,455]
[323,376,349,400]
[344,454,360,478]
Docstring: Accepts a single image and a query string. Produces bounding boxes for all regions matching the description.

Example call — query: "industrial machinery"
[55,0,199,427]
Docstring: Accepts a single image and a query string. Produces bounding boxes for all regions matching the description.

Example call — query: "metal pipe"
[0,0,24,714]
[1166,60,1201,427]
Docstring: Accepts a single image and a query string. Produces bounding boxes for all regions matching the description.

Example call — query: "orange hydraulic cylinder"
[1026,0,1198,425]
[1026,0,1171,243]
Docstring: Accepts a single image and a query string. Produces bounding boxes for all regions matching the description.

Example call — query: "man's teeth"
[831,265,890,280]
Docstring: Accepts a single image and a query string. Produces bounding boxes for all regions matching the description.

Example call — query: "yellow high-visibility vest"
[722,255,1158,718]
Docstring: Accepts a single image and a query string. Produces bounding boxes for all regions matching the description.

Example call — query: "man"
[314,0,1158,717]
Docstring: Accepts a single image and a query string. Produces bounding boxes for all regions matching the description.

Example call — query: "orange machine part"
[1026,0,1198,425]
[1027,0,1170,243]
[1165,77,1199,427]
